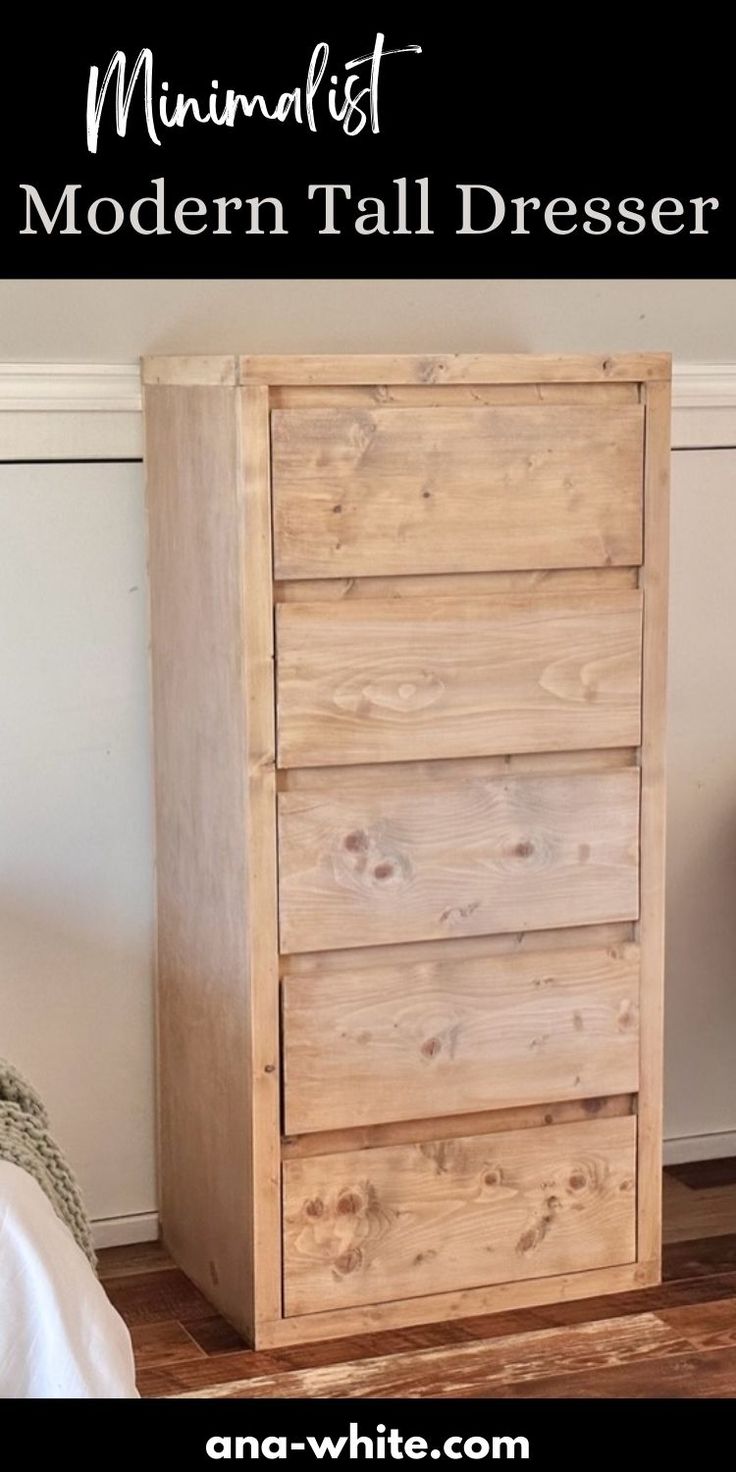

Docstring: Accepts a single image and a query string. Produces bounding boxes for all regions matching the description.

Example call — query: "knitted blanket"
[0,1059,96,1267]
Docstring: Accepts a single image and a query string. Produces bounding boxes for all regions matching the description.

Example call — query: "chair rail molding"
[0,361,735,459]
[0,362,142,459]
[671,363,736,448]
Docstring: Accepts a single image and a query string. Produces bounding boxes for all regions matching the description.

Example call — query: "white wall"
[1,279,736,361]
[665,448,736,1156]
[0,461,155,1234]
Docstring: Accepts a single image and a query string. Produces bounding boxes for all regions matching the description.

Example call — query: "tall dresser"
[143,353,670,1348]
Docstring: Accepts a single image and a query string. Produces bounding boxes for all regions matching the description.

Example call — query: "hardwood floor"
[100,1163,736,1398]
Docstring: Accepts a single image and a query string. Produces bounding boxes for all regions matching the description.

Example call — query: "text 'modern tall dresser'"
[143,353,670,1348]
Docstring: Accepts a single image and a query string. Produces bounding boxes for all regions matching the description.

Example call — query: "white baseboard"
[92,1211,159,1250]
[663,1130,736,1166]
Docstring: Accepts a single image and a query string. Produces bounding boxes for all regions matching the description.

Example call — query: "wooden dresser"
[143,352,670,1348]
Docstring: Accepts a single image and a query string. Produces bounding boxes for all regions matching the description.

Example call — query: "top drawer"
[271,405,644,580]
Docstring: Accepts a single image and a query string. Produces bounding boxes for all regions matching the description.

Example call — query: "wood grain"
[97,1241,175,1281]
[280,748,637,790]
[145,353,669,1347]
[636,377,671,1276]
[664,1233,736,1282]
[146,385,257,1337]
[275,567,640,602]
[278,766,640,953]
[276,591,643,767]
[241,352,670,385]
[104,1266,217,1327]
[271,406,644,578]
[271,383,641,408]
[282,921,635,976]
[502,1348,736,1398]
[145,382,281,1343]
[658,1297,736,1350]
[265,1242,655,1350]
[663,1172,736,1244]
[130,1321,206,1369]
[107,1163,736,1390]
[282,944,640,1133]
[283,1116,636,1315]
[142,356,237,386]
[239,385,282,1329]
[172,1312,679,1398]
[283,1096,636,1160]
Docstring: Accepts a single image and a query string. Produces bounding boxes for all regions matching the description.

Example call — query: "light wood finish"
[146,385,256,1337]
[143,353,669,1348]
[266,1251,655,1352]
[239,386,282,1328]
[145,383,280,1342]
[280,748,637,790]
[636,379,671,1272]
[282,944,640,1133]
[281,921,635,976]
[147,1257,657,1353]
[270,383,641,407]
[275,567,640,602]
[278,766,640,953]
[283,1095,636,1160]
[142,356,237,387]
[110,1159,731,1392]
[272,405,644,579]
[276,591,643,767]
[282,1116,637,1315]
[241,353,670,385]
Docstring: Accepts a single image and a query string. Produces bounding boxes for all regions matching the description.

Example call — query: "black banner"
[1,1395,731,1463]
[1,19,733,277]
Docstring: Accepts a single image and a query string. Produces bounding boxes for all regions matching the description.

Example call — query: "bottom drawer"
[283,1116,636,1316]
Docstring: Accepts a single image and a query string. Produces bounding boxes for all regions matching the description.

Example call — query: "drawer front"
[271,406,644,579]
[278,767,640,954]
[276,591,643,768]
[283,1116,637,1314]
[282,944,640,1134]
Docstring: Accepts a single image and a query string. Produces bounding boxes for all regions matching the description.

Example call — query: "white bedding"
[0,1161,138,1398]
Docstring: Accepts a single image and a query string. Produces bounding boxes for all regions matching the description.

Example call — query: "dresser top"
[142,352,671,389]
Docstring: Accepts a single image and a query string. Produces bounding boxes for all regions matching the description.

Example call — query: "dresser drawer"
[271,406,644,580]
[282,1115,637,1315]
[278,765,640,954]
[282,943,639,1134]
[276,590,643,768]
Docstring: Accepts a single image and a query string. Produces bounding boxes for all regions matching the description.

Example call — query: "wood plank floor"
[100,1163,736,1398]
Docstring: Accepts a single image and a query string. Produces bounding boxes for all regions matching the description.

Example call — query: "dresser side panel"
[636,376,671,1272]
[145,383,257,1338]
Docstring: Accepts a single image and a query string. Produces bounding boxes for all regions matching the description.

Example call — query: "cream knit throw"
[0,1059,96,1267]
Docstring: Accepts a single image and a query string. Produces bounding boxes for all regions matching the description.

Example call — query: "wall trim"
[672,363,736,448]
[0,362,142,414]
[92,1210,159,1250]
[663,1129,736,1166]
[0,360,734,459]
[0,362,143,459]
